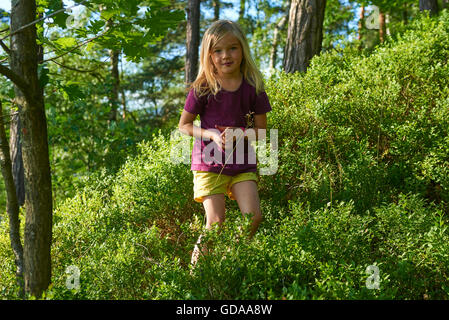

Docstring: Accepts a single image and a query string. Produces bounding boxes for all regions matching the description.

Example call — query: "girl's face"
[210,33,243,78]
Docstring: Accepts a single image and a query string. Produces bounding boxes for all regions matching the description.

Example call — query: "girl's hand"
[210,130,226,152]
[215,125,244,150]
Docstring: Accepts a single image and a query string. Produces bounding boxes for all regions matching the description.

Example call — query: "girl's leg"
[230,180,262,238]
[203,193,226,229]
[191,193,226,267]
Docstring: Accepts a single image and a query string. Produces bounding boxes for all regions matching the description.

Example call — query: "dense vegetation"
[1,10,449,300]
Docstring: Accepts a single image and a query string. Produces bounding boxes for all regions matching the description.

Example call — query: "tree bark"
[0,101,24,297]
[10,0,53,298]
[269,16,287,70]
[185,0,200,86]
[9,111,25,207]
[106,18,119,122]
[109,49,120,122]
[212,0,220,21]
[419,0,439,16]
[283,0,327,73]
[238,0,245,23]
[358,6,365,41]
[379,11,386,43]
[443,0,448,9]
[403,2,408,24]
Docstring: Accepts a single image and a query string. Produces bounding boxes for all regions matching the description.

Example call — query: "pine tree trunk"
[212,0,220,21]
[283,0,327,73]
[109,49,120,122]
[106,18,119,122]
[269,16,287,70]
[358,6,365,41]
[379,11,386,43]
[403,2,408,24]
[0,101,24,296]
[185,0,200,86]
[10,0,53,298]
[239,0,245,23]
[419,0,439,15]
[9,111,25,207]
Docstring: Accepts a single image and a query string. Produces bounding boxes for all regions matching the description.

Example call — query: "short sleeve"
[184,89,205,115]
[253,91,272,114]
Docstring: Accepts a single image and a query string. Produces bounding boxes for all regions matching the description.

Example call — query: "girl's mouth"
[223,62,233,66]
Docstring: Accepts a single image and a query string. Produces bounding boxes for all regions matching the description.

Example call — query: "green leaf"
[53,12,70,29]
[55,36,77,48]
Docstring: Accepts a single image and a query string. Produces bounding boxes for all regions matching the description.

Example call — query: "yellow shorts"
[193,171,258,203]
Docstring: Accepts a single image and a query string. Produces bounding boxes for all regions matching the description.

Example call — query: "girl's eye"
[214,49,222,53]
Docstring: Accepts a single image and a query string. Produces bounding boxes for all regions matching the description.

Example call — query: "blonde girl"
[178,20,272,267]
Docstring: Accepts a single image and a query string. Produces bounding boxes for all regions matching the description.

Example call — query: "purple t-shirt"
[183,78,272,176]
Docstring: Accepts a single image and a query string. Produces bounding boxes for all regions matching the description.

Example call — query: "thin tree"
[269,16,287,70]
[0,0,53,298]
[0,101,24,297]
[358,6,365,41]
[283,0,327,73]
[185,0,200,86]
[212,0,220,21]
[379,9,386,43]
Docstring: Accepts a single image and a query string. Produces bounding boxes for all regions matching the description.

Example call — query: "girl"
[178,20,272,267]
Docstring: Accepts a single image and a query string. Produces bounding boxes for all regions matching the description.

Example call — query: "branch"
[0,0,88,42]
[0,64,28,93]
[50,56,109,74]
[50,58,107,83]
[41,29,109,64]
[0,39,10,55]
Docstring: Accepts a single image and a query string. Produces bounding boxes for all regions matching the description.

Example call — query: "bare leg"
[191,193,226,267]
[230,180,262,238]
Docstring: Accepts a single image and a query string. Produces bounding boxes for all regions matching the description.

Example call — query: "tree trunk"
[283,0,327,73]
[109,49,120,122]
[0,101,24,296]
[238,0,245,23]
[379,11,386,43]
[212,0,220,21]
[185,0,200,85]
[121,87,127,120]
[10,0,53,298]
[269,16,287,70]
[358,6,365,41]
[106,18,119,122]
[443,0,448,9]
[403,2,408,24]
[9,111,25,207]
[419,0,439,15]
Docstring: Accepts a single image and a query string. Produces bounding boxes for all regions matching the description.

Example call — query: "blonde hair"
[190,20,265,98]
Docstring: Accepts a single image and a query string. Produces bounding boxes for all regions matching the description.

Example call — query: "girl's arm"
[179,110,225,149]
